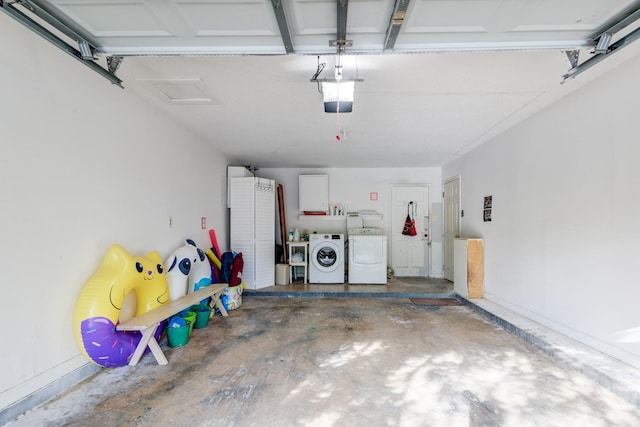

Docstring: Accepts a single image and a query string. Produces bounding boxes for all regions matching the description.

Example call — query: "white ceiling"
[17,0,640,167]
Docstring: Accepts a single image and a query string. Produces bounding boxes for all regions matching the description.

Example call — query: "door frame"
[442,176,461,281]
[390,184,430,277]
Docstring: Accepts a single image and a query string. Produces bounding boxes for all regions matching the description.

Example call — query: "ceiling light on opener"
[321,80,355,113]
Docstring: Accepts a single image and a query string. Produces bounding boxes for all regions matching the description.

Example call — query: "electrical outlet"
[168,216,173,227]
[201,217,206,229]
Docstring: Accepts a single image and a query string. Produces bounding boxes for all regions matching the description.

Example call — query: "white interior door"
[443,178,460,281]
[391,185,429,277]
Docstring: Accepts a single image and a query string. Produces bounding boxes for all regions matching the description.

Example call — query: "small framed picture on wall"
[483,195,493,222]
[484,195,492,209]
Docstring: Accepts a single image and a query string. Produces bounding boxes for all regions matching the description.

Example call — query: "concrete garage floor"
[7,279,640,426]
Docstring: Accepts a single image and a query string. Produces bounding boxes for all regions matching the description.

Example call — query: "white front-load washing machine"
[308,234,344,283]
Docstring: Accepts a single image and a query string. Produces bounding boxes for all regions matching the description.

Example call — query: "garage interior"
[2,0,640,425]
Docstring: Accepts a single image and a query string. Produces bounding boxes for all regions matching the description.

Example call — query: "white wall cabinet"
[299,175,328,212]
[230,177,275,289]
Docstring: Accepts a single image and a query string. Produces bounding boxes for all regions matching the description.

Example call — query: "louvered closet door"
[230,178,256,288]
[254,179,275,289]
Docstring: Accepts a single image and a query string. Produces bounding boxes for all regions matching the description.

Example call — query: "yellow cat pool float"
[73,244,170,367]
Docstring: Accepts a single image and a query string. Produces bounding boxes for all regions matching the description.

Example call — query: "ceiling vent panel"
[138,79,217,105]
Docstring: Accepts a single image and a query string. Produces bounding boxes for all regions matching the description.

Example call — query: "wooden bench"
[116,283,229,366]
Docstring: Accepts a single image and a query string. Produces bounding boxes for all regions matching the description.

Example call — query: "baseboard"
[0,363,100,425]
[460,297,640,409]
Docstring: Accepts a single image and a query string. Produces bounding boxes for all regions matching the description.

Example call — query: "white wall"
[0,16,229,412]
[10,3,640,416]
[260,167,443,277]
[443,51,640,369]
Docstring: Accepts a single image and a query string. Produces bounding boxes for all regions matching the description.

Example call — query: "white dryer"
[309,234,345,283]
[348,228,388,284]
